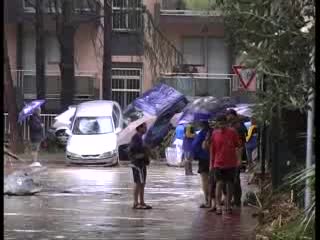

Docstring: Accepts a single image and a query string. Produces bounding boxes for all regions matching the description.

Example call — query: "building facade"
[5,0,252,113]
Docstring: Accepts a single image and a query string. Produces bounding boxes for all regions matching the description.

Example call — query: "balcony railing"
[22,0,99,14]
[4,113,57,141]
[160,9,221,17]
[12,69,97,98]
[8,69,98,112]
[159,72,262,97]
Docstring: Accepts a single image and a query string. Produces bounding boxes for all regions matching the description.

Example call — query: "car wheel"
[55,130,69,146]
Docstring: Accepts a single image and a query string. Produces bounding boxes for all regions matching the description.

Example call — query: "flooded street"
[4,163,257,239]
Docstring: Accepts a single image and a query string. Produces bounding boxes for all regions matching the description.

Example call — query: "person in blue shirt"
[183,124,195,175]
[174,124,185,165]
[192,120,210,208]
[175,124,185,140]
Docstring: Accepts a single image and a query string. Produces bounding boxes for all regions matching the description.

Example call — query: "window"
[46,35,60,64]
[23,0,59,13]
[23,0,97,13]
[182,37,205,65]
[74,0,97,12]
[23,32,36,70]
[112,0,143,31]
[111,68,141,108]
[72,117,114,135]
[23,33,60,67]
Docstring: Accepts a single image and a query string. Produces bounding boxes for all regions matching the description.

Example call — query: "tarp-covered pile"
[120,84,188,148]
[4,166,46,195]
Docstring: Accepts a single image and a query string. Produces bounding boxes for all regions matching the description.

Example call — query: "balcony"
[10,69,98,112]
[157,0,223,27]
[22,0,99,14]
[159,72,262,98]
[20,0,100,24]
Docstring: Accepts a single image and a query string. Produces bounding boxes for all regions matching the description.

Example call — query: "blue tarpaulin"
[132,83,188,116]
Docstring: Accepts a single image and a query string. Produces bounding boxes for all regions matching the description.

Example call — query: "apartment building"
[4,0,253,113]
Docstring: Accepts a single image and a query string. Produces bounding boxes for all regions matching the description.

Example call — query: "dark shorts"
[184,151,193,159]
[214,167,237,183]
[197,158,209,174]
[209,170,216,197]
[132,165,147,184]
[31,142,41,152]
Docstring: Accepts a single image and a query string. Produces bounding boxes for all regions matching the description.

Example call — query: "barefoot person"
[183,124,195,175]
[192,120,210,208]
[210,115,241,215]
[226,109,247,207]
[128,122,152,210]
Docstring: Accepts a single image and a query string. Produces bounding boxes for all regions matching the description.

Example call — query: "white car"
[51,105,76,145]
[65,100,123,166]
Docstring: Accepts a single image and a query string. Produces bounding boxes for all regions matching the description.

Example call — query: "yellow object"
[185,124,195,138]
[246,125,257,142]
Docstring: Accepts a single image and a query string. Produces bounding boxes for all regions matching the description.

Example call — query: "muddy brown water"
[4,164,257,239]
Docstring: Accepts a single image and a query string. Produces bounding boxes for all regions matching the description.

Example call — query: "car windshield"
[72,117,114,135]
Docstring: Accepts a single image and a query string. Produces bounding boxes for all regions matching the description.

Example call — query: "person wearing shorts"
[226,109,247,207]
[128,122,152,210]
[182,124,195,175]
[192,121,210,208]
[210,114,241,215]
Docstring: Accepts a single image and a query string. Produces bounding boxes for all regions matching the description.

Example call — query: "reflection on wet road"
[4,164,256,239]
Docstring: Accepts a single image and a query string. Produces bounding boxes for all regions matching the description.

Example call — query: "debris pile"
[251,178,301,240]
[4,166,46,196]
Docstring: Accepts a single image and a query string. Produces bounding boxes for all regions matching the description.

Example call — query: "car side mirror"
[65,129,72,136]
[115,127,122,134]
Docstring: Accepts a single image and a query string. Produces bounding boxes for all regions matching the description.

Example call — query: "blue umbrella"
[18,100,45,124]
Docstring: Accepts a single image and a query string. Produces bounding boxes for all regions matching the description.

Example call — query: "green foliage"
[184,0,215,10]
[185,0,315,121]
[270,165,315,239]
[212,0,315,121]
[159,129,175,157]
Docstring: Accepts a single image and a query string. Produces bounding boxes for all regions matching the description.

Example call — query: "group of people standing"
[128,109,258,213]
[180,109,258,214]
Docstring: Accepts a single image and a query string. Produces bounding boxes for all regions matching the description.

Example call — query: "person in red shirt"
[210,114,241,215]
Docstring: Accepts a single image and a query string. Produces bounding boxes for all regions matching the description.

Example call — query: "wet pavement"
[4,163,257,239]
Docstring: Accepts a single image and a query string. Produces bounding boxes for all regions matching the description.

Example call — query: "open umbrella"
[117,114,157,146]
[178,97,236,124]
[18,100,45,124]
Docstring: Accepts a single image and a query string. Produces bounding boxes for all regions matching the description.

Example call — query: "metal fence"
[160,73,235,97]
[160,72,263,97]
[4,113,57,141]
[10,69,97,112]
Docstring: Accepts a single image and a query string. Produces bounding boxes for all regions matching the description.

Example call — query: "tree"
[35,0,46,100]
[212,0,315,120]
[91,1,184,86]
[51,0,76,111]
[4,33,24,153]
[184,0,214,10]
[102,0,112,100]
